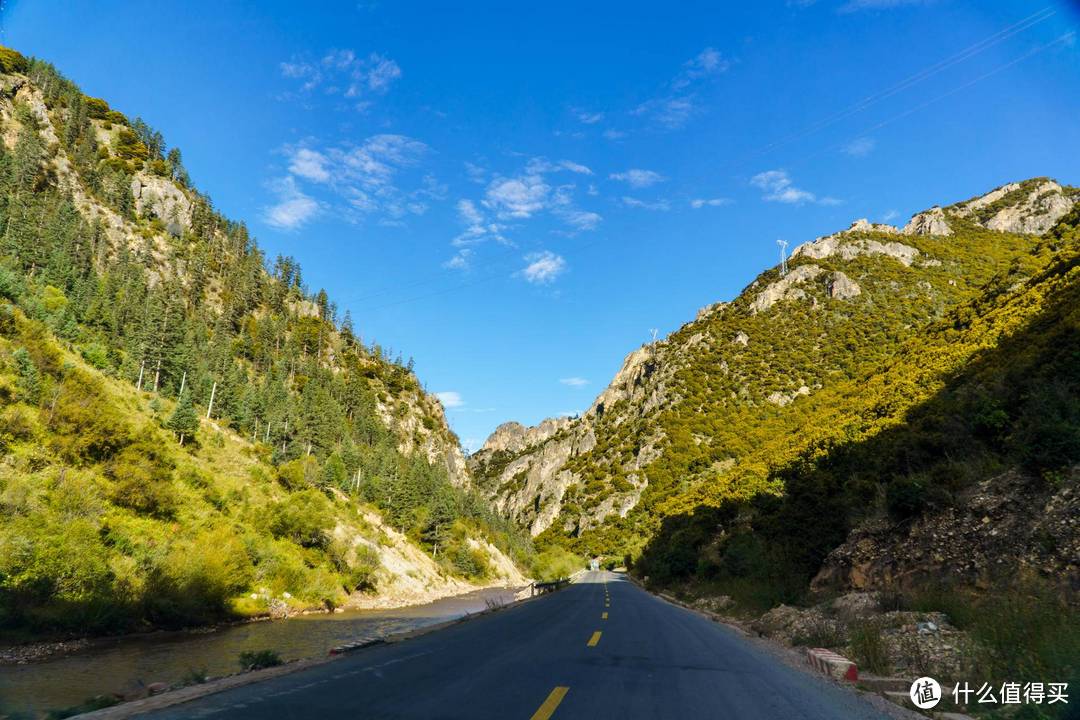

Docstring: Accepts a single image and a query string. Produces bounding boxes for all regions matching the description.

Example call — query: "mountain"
[0,46,528,638]
[470,177,1079,575]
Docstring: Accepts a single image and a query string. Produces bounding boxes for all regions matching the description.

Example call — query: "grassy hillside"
[636,205,1080,593]
[487,202,1065,556]
[0,45,529,639]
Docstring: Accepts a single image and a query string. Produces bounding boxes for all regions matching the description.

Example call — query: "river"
[0,586,520,717]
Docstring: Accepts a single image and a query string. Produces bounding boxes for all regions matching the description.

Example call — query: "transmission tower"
[777,239,789,276]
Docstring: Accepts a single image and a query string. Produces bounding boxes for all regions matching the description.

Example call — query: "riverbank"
[0,565,528,667]
[0,584,528,717]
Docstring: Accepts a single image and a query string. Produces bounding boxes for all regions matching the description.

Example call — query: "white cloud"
[610,169,666,188]
[484,175,550,219]
[883,209,900,222]
[263,176,320,230]
[279,49,402,105]
[444,248,473,270]
[558,209,602,230]
[572,108,605,125]
[559,377,588,387]
[464,161,488,184]
[632,47,729,130]
[450,199,507,251]
[672,47,730,90]
[842,137,876,157]
[751,169,837,205]
[603,129,628,141]
[521,251,566,284]
[435,391,464,408]
[274,134,431,227]
[365,53,402,90]
[288,148,331,182]
[622,196,670,211]
[690,197,732,209]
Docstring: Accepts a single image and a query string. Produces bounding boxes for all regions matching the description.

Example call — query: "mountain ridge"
[469,177,1078,545]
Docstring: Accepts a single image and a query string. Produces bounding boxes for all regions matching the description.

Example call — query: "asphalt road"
[142,571,894,719]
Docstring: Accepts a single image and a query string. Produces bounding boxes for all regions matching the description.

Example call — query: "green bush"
[106,437,177,517]
[268,489,332,549]
[238,649,282,671]
[531,546,583,582]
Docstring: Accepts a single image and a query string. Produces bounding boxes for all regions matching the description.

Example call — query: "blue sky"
[3,1,1079,450]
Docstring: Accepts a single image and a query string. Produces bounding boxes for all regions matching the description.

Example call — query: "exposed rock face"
[826,270,861,300]
[766,385,810,407]
[733,330,750,346]
[749,264,823,314]
[903,206,952,236]
[481,418,574,455]
[813,468,1079,595]
[470,341,670,536]
[131,172,192,235]
[792,235,921,266]
[950,178,1075,235]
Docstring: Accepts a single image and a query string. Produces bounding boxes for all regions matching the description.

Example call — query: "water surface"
[0,586,519,716]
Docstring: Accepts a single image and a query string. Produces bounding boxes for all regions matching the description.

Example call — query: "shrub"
[238,649,282,671]
[268,489,332,549]
[106,437,177,517]
[531,546,583,582]
[48,370,132,461]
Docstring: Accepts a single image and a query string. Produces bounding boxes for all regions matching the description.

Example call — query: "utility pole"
[205,381,217,420]
[777,239,789,276]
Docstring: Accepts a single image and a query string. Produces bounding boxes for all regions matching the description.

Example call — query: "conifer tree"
[166,390,199,446]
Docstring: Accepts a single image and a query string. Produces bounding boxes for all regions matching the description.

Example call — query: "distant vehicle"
[590,558,600,571]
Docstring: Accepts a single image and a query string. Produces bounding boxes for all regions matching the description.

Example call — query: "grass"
[849,620,890,675]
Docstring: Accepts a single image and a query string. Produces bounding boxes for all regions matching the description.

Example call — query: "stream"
[0,586,520,716]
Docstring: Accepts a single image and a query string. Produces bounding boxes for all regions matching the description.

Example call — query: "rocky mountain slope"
[0,46,525,638]
[470,177,1078,555]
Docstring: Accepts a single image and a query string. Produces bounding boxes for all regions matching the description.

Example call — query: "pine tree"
[13,347,40,404]
[166,390,199,446]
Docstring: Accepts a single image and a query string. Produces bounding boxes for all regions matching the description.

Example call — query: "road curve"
[141,571,893,719]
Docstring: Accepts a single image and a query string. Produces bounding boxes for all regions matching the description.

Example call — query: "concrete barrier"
[806,647,858,682]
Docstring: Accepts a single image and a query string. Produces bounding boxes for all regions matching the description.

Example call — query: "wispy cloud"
[435,391,465,408]
[633,47,729,130]
[273,135,432,227]
[288,148,331,182]
[603,129,628,141]
[521,251,567,284]
[690,197,732,209]
[883,209,900,222]
[559,377,589,387]
[263,176,321,230]
[672,47,730,90]
[278,49,402,108]
[571,108,605,125]
[621,196,670,211]
[750,169,839,205]
[842,137,876,157]
[610,169,666,188]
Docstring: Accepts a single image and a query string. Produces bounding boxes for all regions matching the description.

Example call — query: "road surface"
[142,571,894,719]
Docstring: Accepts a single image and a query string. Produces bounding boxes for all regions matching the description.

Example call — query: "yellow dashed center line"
[587,631,602,647]
[601,612,608,620]
[530,686,569,720]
